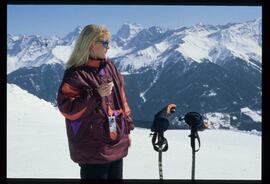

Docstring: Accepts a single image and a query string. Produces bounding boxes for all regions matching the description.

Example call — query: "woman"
[57,24,134,179]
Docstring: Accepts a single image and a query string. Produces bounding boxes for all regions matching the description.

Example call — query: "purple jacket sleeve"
[57,69,101,121]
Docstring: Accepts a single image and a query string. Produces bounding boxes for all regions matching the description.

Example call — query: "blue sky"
[7,5,261,38]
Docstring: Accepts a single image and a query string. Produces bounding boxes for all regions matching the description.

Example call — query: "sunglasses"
[96,40,110,49]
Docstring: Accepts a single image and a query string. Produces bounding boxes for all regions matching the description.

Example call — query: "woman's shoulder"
[62,65,95,89]
[63,65,90,81]
[65,64,92,74]
[105,58,114,66]
[105,58,119,71]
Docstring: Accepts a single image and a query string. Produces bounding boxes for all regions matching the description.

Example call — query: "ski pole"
[150,104,176,180]
[190,127,198,180]
[179,112,208,181]
[158,133,164,180]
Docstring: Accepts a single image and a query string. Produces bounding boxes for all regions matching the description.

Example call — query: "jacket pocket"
[67,118,89,142]
[88,109,108,141]
[103,115,126,143]
[70,119,82,136]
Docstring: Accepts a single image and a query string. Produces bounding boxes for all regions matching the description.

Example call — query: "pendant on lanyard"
[108,106,117,140]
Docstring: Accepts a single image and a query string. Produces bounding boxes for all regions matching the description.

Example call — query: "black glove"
[151,104,176,133]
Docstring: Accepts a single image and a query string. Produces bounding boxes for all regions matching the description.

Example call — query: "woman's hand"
[96,82,114,97]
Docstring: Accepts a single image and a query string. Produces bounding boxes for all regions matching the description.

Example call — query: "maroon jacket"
[57,59,134,164]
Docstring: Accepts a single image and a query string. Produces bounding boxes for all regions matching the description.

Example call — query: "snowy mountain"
[7,84,261,179]
[123,61,261,130]
[7,18,261,74]
[111,17,261,73]
[113,23,143,46]
[7,34,66,74]
[63,26,83,43]
[7,18,261,131]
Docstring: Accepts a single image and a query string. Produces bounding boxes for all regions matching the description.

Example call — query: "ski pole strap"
[151,132,168,152]
[189,130,201,152]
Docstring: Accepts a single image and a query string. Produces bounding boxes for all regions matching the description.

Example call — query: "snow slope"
[241,107,261,123]
[7,84,77,178]
[7,84,261,179]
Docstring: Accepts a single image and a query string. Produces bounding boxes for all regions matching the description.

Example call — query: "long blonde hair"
[66,24,110,69]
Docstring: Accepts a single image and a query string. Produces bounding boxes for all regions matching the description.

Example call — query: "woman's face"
[90,39,109,59]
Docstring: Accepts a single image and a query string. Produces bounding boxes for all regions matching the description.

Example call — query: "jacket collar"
[86,58,103,68]
[86,58,108,75]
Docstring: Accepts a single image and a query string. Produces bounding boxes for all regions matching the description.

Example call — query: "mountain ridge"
[7,18,261,131]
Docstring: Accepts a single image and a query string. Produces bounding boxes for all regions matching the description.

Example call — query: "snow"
[175,20,261,66]
[116,23,143,40]
[176,33,216,63]
[216,28,261,66]
[154,41,170,53]
[126,128,261,179]
[12,35,20,41]
[46,57,64,65]
[118,52,156,71]
[7,84,75,178]
[117,43,170,72]
[7,56,18,74]
[7,34,62,74]
[241,107,261,123]
[7,84,261,179]
[107,42,131,58]
[139,70,160,103]
[204,113,232,129]
[140,92,146,103]
[52,45,73,63]
[207,20,261,68]
[200,89,217,97]
[107,45,125,58]
[7,18,261,74]
[208,90,217,96]
[120,71,131,75]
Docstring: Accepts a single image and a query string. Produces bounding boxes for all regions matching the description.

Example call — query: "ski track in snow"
[139,70,160,103]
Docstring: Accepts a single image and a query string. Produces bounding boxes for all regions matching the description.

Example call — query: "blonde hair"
[66,24,110,69]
